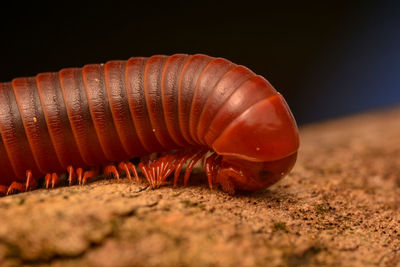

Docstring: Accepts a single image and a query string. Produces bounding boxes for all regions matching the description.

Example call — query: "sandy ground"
[0,107,399,267]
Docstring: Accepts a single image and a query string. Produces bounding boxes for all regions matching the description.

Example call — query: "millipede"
[0,54,299,196]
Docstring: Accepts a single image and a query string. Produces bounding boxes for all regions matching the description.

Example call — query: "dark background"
[1,1,399,125]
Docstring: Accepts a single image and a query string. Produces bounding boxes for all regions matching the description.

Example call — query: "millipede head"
[211,93,300,192]
[215,153,298,193]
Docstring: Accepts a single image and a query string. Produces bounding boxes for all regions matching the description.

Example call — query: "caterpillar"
[0,54,299,196]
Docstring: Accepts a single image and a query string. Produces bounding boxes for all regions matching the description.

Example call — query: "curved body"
[0,54,299,195]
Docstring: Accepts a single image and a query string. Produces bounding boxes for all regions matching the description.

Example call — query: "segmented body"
[0,54,298,195]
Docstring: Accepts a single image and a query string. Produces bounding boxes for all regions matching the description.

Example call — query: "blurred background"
[0,1,399,125]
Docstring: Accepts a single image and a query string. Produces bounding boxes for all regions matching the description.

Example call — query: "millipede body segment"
[0,54,299,196]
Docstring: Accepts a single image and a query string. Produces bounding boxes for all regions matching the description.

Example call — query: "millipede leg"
[138,154,181,188]
[25,170,37,191]
[139,161,153,186]
[44,172,59,189]
[205,153,218,189]
[51,173,60,188]
[67,166,76,185]
[183,149,208,186]
[118,162,131,180]
[82,168,100,185]
[7,182,25,195]
[104,165,120,180]
[0,185,7,196]
[136,149,210,189]
[77,168,83,185]
[159,155,177,183]
[126,162,139,182]
[205,153,221,189]
[3,170,37,196]
[173,153,193,187]
[44,173,52,189]
[77,167,100,185]
[205,158,214,189]
[153,154,178,187]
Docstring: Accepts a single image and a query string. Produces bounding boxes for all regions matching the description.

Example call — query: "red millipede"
[0,54,299,196]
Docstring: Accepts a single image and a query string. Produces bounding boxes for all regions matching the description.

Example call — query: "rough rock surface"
[0,107,399,267]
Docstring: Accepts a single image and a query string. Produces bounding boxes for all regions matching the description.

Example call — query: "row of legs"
[0,149,222,197]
